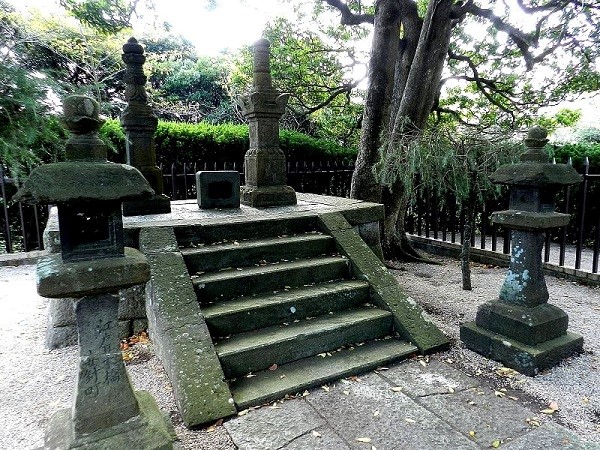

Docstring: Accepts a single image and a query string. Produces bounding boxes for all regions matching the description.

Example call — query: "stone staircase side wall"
[318,213,450,354]
[139,226,236,427]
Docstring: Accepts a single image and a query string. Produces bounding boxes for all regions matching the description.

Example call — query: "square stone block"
[196,171,240,209]
[475,300,568,345]
[460,321,583,376]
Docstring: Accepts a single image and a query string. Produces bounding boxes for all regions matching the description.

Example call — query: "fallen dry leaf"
[495,367,517,378]
[469,430,476,438]
[492,439,501,448]
[268,364,278,371]
[548,401,559,411]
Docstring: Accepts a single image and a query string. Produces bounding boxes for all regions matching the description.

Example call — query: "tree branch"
[322,0,375,25]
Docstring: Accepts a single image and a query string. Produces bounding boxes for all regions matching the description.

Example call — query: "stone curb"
[409,235,600,287]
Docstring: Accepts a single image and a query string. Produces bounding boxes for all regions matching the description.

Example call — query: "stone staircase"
[177,216,418,409]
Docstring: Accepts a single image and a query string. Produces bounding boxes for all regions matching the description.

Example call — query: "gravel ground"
[1,256,598,449]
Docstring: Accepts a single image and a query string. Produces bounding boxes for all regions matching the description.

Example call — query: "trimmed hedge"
[99,119,357,166]
[549,142,600,173]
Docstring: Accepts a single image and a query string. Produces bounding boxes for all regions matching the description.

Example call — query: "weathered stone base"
[43,391,180,449]
[123,194,172,216]
[475,300,568,345]
[240,185,297,207]
[460,321,583,376]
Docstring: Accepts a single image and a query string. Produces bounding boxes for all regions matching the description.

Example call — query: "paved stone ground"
[224,358,590,449]
[1,255,599,449]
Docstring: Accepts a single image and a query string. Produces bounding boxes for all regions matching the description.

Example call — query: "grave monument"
[121,37,172,216]
[239,38,297,207]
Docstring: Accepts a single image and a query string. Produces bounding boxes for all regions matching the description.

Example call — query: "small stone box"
[197,171,240,209]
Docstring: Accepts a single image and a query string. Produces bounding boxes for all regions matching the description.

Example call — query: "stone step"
[203,280,371,337]
[192,256,350,303]
[175,215,319,247]
[230,338,418,409]
[181,233,336,273]
[215,307,393,379]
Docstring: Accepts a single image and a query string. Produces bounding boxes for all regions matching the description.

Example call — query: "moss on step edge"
[318,212,450,354]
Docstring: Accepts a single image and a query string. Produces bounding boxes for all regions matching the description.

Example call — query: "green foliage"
[99,119,357,167]
[0,2,67,177]
[228,16,366,145]
[146,46,235,123]
[58,0,140,34]
[376,122,522,202]
[549,142,600,172]
[537,108,582,134]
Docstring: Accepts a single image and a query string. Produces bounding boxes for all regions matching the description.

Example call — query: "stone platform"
[42,193,450,426]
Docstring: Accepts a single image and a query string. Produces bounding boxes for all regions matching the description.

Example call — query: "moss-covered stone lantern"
[460,126,584,376]
[14,95,178,449]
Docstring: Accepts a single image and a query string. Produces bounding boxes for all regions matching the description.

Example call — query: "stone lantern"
[14,95,178,449]
[238,39,297,207]
[460,126,584,376]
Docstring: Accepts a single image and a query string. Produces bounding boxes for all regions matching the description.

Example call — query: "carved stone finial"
[524,126,549,148]
[123,36,144,54]
[63,95,106,161]
[253,38,273,90]
[63,95,103,135]
[521,126,549,162]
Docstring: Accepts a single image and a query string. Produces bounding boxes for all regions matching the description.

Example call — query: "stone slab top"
[110,193,381,230]
[491,210,572,230]
[37,247,150,298]
[14,162,154,205]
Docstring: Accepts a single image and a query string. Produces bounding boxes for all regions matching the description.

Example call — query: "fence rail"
[1,159,354,253]
[406,157,600,274]
[2,157,598,276]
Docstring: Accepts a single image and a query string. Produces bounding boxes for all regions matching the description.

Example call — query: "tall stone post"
[460,126,584,376]
[239,39,297,207]
[14,96,178,449]
[121,37,171,216]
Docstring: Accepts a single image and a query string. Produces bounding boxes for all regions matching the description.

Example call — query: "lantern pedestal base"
[241,185,297,207]
[460,321,583,376]
[43,391,180,450]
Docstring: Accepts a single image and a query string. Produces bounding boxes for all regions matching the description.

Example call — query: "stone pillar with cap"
[238,38,297,207]
[14,95,179,449]
[460,126,584,376]
[120,37,171,216]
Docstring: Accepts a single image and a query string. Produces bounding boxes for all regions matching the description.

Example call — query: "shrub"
[99,119,357,167]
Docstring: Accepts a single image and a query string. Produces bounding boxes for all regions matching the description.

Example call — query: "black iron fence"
[1,158,354,253]
[407,157,600,274]
[161,158,355,201]
[2,157,598,275]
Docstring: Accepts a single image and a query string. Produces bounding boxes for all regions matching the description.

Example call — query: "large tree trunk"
[350,0,401,203]
[380,0,455,259]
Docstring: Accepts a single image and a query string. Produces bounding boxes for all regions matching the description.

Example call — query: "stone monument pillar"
[460,126,584,376]
[120,37,171,216]
[239,38,297,207]
[14,95,179,449]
